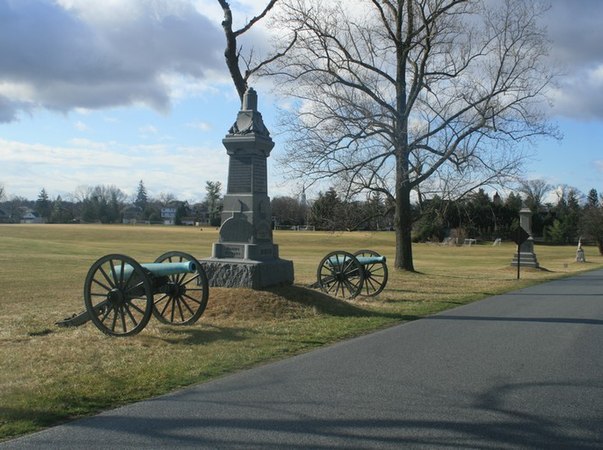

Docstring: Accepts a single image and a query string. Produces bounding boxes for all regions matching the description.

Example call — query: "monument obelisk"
[201,87,294,288]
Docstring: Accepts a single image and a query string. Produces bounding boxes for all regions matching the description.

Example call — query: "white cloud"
[139,125,159,135]
[544,0,603,120]
[186,121,212,132]
[550,63,603,120]
[0,81,35,100]
[0,137,228,201]
[0,0,225,122]
[74,121,90,132]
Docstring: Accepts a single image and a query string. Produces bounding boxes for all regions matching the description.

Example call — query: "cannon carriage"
[316,249,388,299]
[59,251,209,337]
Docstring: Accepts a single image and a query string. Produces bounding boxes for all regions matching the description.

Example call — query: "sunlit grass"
[1,224,601,440]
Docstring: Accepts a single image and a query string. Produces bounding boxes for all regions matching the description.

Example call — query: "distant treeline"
[270,184,603,252]
[1,181,602,252]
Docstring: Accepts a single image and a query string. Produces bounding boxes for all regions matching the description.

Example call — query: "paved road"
[3,270,603,449]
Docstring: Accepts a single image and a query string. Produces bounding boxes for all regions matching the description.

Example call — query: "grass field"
[1,224,602,440]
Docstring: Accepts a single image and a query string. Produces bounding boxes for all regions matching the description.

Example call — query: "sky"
[0,0,602,204]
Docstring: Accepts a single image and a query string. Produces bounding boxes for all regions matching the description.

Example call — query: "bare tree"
[158,192,177,206]
[267,0,558,271]
[217,0,296,103]
[518,178,552,211]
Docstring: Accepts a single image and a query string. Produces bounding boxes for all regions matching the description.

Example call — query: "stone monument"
[511,206,540,268]
[576,238,586,262]
[201,87,294,288]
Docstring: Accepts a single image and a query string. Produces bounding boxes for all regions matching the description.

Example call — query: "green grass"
[1,224,602,440]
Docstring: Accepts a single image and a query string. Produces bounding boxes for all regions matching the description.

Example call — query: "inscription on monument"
[253,157,267,193]
[222,244,244,259]
[228,156,252,193]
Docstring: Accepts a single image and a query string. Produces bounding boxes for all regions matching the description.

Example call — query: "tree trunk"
[217,0,247,103]
[394,21,414,272]
[394,138,415,271]
[394,183,415,271]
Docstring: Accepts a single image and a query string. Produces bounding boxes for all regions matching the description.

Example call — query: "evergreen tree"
[174,201,190,226]
[309,188,342,231]
[580,189,603,255]
[35,188,52,219]
[587,189,599,209]
[134,180,148,211]
[49,195,74,223]
[546,187,582,244]
[205,181,222,226]
[413,195,447,242]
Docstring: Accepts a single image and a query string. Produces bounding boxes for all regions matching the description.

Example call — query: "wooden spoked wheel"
[152,251,209,325]
[83,254,153,336]
[354,250,388,297]
[316,250,364,299]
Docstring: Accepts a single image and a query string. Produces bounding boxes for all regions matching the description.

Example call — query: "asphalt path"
[3,269,603,449]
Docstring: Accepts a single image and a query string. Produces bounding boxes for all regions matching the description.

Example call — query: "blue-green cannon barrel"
[356,256,386,265]
[119,261,197,279]
[328,255,386,267]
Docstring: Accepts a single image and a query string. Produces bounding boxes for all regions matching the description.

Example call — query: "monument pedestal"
[510,207,540,269]
[201,258,294,289]
[202,87,294,289]
[511,238,540,268]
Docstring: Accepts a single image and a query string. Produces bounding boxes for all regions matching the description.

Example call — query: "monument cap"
[242,87,258,111]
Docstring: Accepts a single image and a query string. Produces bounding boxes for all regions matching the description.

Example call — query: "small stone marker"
[576,238,586,263]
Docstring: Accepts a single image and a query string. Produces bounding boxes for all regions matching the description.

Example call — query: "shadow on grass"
[266,285,414,321]
[157,324,252,346]
[148,285,420,347]
[0,407,73,441]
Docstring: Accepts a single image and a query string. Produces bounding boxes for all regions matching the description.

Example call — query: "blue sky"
[0,0,602,203]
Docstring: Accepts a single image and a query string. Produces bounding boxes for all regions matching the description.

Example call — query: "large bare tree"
[267,0,558,271]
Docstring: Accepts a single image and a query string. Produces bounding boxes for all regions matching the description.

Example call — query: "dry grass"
[1,224,601,440]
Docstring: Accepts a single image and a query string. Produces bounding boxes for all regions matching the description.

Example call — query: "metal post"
[517,244,521,280]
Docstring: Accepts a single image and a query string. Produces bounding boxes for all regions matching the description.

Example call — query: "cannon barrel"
[119,261,197,279]
[356,255,386,265]
[328,255,386,266]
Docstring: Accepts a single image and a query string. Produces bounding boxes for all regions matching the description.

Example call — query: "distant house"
[20,210,45,224]
[161,207,177,225]
[0,208,9,223]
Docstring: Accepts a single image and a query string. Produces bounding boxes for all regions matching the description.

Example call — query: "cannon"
[315,249,388,299]
[58,251,209,337]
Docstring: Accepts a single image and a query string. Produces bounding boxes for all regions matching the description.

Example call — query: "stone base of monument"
[510,237,540,268]
[510,252,540,268]
[200,258,294,289]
